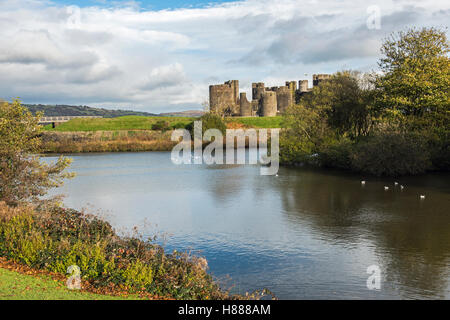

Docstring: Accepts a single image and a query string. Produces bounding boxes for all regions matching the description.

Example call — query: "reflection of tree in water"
[275,167,450,298]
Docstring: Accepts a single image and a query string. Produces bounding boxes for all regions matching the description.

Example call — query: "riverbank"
[39,128,280,153]
[40,130,177,153]
[0,202,237,300]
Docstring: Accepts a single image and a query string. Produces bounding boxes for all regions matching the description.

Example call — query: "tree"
[0,99,74,206]
[376,27,449,119]
[375,27,450,170]
[300,70,373,138]
[280,103,332,164]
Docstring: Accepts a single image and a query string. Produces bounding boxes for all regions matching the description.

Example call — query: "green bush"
[151,120,170,131]
[318,138,354,170]
[350,132,431,176]
[186,113,226,138]
[171,122,187,129]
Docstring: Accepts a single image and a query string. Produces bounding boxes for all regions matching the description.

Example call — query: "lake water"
[45,152,450,299]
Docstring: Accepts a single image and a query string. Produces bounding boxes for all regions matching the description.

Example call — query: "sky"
[0,0,448,113]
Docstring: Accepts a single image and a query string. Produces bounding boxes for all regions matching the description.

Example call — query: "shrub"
[151,120,170,131]
[350,132,431,176]
[186,113,226,138]
[171,122,187,129]
[0,202,229,299]
[318,138,354,170]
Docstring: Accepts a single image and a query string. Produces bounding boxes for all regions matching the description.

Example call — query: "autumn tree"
[375,27,449,121]
[300,71,373,138]
[0,99,74,206]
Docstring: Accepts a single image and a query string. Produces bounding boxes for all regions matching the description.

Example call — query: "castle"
[209,74,331,117]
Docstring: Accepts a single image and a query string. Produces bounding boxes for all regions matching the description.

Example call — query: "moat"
[45,152,450,299]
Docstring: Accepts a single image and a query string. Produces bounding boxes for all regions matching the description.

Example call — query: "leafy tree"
[280,103,333,164]
[0,99,74,206]
[375,27,449,170]
[376,27,449,120]
[300,70,373,138]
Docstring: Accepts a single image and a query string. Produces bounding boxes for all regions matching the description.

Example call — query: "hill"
[25,104,157,118]
[160,110,204,117]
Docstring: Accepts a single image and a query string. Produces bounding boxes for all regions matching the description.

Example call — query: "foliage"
[317,138,354,170]
[186,113,227,137]
[0,203,231,299]
[0,99,74,206]
[350,132,431,176]
[151,120,170,131]
[280,104,332,165]
[300,70,373,138]
[375,27,449,119]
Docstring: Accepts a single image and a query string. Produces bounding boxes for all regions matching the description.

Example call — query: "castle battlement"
[209,74,330,117]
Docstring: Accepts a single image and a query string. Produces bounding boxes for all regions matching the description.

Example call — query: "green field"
[43,116,194,132]
[0,268,139,300]
[226,116,284,128]
[42,115,284,132]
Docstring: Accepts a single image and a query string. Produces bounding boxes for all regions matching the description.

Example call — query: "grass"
[43,116,195,132]
[42,115,284,132]
[225,116,283,128]
[0,268,135,300]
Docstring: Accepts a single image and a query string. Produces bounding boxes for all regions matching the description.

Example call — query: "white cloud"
[0,0,448,112]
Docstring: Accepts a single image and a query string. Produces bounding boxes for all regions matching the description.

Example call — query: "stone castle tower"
[209,74,330,117]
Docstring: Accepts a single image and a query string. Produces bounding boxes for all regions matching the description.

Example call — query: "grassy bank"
[0,202,235,300]
[40,130,177,153]
[0,267,136,300]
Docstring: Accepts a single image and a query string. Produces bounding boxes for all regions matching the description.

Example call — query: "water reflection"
[273,167,450,298]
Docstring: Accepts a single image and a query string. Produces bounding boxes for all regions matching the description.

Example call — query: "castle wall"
[286,81,297,98]
[239,92,252,117]
[209,80,239,114]
[299,80,309,93]
[252,82,265,101]
[261,91,277,117]
[274,86,292,114]
[251,100,259,117]
[313,74,331,87]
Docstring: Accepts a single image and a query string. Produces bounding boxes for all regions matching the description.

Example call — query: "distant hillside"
[160,110,204,117]
[25,104,157,118]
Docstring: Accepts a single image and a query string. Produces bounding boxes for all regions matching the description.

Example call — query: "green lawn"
[43,116,194,132]
[226,116,284,128]
[42,115,283,132]
[0,268,138,300]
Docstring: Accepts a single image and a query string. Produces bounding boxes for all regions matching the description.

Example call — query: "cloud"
[0,0,448,112]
